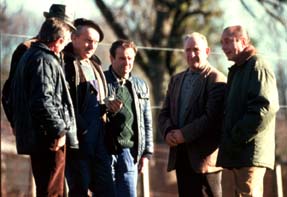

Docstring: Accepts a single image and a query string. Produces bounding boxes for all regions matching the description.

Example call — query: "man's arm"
[230,63,279,145]
[142,82,154,156]
[29,58,67,139]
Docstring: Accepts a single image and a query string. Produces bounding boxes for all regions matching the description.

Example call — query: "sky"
[5,0,99,18]
[214,0,287,72]
[2,0,286,69]
[2,0,113,67]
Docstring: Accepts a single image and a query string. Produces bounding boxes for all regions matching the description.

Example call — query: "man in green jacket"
[217,25,279,196]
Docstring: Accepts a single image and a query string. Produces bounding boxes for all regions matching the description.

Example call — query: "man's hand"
[106,99,123,113]
[138,157,149,174]
[171,129,185,144]
[165,131,177,147]
[50,135,66,151]
[165,129,185,147]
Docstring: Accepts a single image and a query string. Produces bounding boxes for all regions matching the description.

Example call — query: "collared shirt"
[111,69,127,86]
[178,69,200,128]
[79,59,99,100]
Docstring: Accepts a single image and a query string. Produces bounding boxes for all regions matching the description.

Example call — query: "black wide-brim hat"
[44,4,76,31]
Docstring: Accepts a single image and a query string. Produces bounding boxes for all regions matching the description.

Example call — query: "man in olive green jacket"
[217,25,279,197]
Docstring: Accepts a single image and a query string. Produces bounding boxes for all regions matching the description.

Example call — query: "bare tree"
[1,1,39,71]
[240,0,287,112]
[240,0,287,164]
[240,0,287,28]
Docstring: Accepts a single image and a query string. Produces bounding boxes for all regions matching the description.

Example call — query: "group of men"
[159,26,279,196]
[2,4,153,197]
[2,3,279,197]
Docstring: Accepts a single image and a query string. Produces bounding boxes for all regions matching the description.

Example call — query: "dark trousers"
[66,146,115,197]
[65,93,115,197]
[175,147,222,197]
[30,146,66,197]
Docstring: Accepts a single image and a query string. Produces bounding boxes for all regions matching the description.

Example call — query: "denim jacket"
[104,66,154,162]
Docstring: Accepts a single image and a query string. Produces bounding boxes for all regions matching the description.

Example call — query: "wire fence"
[1,32,287,60]
[1,16,287,197]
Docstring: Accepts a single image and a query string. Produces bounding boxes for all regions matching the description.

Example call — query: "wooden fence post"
[275,164,283,197]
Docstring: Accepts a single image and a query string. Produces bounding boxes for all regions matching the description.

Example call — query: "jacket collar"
[233,45,256,66]
[186,61,212,78]
[109,65,132,85]
[63,42,102,65]
[32,41,62,61]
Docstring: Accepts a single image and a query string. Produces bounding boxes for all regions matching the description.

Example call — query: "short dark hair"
[38,18,70,44]
[109,39,137,58]
[73,18,104,42]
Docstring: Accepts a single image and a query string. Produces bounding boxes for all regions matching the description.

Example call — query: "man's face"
[72,26,100,59]
[184,37,210,71]
[111,47,136,79]
[221,31,245,61]
[55,28,71,54]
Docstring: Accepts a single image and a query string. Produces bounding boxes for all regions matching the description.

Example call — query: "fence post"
[275,164,283,197]
[142,162,150,197]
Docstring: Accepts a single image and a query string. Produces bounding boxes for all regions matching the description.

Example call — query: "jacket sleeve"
[142,84,154,157]
[181,72,227,142]
[231,61,279,144]
[2,42,31,127]
[157,76,177,139]
[29,57,66,138]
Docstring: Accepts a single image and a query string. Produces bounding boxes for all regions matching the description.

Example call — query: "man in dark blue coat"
[11,18,78,197]
[63,18,115,197]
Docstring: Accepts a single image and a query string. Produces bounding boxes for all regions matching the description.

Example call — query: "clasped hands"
[165,129,185,147]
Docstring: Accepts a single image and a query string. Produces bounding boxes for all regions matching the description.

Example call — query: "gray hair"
[223,25,251,44]
[183,32,208,47]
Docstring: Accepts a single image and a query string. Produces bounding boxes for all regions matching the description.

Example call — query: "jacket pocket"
[58,106,69,130]
[77,114,88,136]
[137,92,149,99]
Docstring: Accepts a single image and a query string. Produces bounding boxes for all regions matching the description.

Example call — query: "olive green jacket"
[217,55,279,169]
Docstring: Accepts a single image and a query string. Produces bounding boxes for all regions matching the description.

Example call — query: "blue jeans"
[112,148,138,197]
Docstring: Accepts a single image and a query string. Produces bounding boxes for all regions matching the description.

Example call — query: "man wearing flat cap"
[63,18,115,197]
[2,3,76,127]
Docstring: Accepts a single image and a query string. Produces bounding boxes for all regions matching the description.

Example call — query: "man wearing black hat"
[2,4,76,127]
[11,17,78,197]
[63,18,115,197]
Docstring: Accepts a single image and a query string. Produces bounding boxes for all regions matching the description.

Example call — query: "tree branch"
[94,0,128,39]
[240,0,287,28]
[240,0,257,18]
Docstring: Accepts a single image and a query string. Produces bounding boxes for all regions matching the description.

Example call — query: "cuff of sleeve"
[142,153,152,160]
[57,129,66,138]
